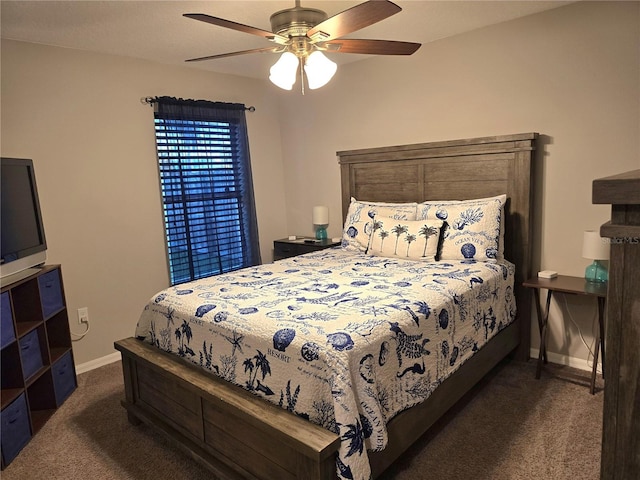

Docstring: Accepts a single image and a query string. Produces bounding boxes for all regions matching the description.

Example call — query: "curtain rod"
[140,96,255,112]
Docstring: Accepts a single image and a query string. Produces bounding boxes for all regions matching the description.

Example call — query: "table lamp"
[582,230,609,283]
[312,206,329,240]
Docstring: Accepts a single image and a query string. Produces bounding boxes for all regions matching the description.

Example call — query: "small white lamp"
[312,206,329,240]
[582,230,609,283]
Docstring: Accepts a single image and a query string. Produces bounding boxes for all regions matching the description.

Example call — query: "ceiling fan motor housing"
[270,7,328,38]
[183,1,421,68]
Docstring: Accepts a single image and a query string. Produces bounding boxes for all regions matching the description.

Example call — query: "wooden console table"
[523,275,607,394]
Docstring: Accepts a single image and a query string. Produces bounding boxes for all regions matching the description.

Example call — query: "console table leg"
[590,297,605,395]
[598,297,606,379]
[589,297,607,394]
[543,291,552,364]
[591,329,600,395]
[535,290,552,379]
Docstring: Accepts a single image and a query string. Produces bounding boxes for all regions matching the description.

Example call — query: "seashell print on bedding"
[137,248,516,480]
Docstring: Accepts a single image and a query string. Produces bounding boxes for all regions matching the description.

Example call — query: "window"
[152,97,261,285]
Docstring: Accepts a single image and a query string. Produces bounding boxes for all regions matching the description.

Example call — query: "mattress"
[135,247,516,480]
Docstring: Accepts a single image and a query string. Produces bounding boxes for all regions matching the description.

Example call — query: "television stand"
[1,264,77,468]
[0,267,43,289]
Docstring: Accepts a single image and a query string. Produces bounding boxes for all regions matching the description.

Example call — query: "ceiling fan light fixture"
[184,1,421,93]
[304,51,337,89]
[269,52,298,90]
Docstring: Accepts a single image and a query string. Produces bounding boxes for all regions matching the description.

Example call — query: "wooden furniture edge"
[523,275,608,297]
[592,169,640,205]
[337,133,537,159]
[593,169,640,478]
[114,337,341,462]
[599,220,640,239]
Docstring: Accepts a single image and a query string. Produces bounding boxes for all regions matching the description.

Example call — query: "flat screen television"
[1,157,48,286]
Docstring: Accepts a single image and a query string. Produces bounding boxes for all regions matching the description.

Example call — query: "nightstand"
[273,237,341,261]
[523,275,607,394]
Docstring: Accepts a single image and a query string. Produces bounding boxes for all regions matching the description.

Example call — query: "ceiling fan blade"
[184,13,288,43]
[324,39,421,55]
[185,47,280,63]
[306,0,402,42]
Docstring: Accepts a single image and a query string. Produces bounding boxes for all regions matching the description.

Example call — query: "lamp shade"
[269,52,298,90]
[312,206,329,225]
[582,230,609,260]
[304,51,337,90]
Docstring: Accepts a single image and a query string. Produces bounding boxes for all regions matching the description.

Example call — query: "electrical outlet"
[77,307,89,325]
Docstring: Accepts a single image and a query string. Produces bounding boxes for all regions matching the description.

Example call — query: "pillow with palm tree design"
[367,216,443,262]
[416,195,506,262]
[341,198,418,251]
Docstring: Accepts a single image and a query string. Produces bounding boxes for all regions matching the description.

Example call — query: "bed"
[115,132,537,480]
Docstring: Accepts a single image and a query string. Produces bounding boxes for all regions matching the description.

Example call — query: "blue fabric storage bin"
[38,269,64,318]
[1,292,15,349]
[52,351,76,406]
[1,393,32,465]
[19,329,44,380]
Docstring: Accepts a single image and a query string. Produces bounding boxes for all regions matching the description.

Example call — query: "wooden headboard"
[337,133,538,360]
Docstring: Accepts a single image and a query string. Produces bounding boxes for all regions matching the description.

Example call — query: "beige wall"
[277,1,640,369]
[1,41,288,366]
[2,1,638,370]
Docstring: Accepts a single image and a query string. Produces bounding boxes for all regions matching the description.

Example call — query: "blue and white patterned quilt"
[135,248,516,480]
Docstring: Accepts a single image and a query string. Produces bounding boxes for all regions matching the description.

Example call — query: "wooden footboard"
[114,337,341,480]
[115,320,519,480]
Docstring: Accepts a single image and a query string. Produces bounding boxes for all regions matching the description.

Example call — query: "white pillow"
[368,216,443,261]
[416,194,506,262]
[341,198,417,252]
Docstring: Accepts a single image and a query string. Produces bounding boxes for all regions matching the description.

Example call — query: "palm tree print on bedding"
[341,198,418,252]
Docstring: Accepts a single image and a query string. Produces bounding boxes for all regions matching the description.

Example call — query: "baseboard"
[529,348,602,375]
[75,351,121,375]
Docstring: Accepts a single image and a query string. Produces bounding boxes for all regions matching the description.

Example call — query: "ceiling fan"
[183,0,421,91]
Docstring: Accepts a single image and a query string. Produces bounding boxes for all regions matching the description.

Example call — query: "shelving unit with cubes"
[0,265,77,469]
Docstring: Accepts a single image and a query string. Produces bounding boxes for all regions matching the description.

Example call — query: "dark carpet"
[1,359,602,479]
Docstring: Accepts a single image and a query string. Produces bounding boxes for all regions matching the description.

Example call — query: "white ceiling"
[1,1,571,80]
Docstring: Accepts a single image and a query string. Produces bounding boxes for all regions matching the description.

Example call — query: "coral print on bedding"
[417,194,507,262]
[136,248,516,480]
